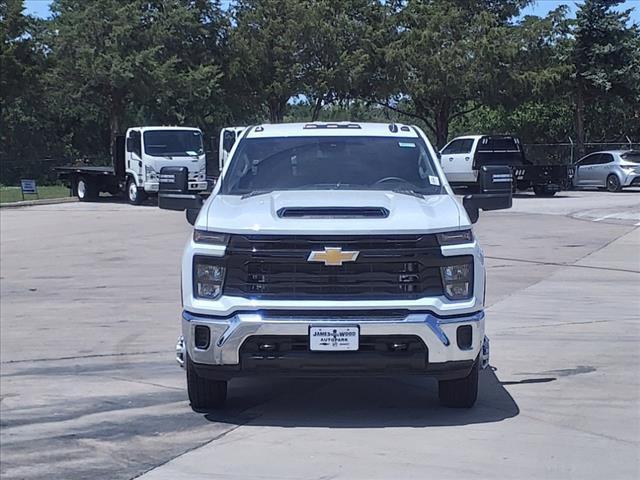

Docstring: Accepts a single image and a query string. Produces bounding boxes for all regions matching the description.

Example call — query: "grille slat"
[223,234,462,300]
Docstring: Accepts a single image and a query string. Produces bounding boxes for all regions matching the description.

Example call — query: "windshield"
[221,135,443,196]
[143,130,204,157]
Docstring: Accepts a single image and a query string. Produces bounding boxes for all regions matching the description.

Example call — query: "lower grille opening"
[241,335,427,355]
[239,335,429,373]
[456,325,473,350]
[194,325,211,349]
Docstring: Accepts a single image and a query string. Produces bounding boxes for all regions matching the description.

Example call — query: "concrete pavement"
[1,191,639,479]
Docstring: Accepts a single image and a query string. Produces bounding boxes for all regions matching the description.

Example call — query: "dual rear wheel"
[75,177,98,202]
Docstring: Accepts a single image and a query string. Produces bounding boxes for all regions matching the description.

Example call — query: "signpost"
[20,179,39,201]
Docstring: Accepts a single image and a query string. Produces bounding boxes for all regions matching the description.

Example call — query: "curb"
[0,197,78,209]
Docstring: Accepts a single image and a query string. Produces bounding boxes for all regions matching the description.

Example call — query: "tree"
[301,0,392,121]
[380,0,529,148]
[228,0,311,123]
[0,0,65,184]
[572,0,640,157]
[47,0,227,144]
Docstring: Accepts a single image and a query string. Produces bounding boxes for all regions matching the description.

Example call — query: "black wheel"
[438,359,479,408]
[76,177,98,202]
[533,185,556,197]
[127,178,146,205]
[606,174,622,192]
[186,354,227,412]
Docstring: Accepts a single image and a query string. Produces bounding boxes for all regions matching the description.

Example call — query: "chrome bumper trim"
[181,310,485,367]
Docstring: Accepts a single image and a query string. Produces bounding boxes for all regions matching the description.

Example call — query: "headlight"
[437,230,473,246]
[440,261,473,300]
[193,256,225,299]
[193,230,229,245]
[145,165,158,180]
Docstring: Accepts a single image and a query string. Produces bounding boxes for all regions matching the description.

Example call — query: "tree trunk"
[574,87,586,161]
[435,99,451,149]
[311,95,324,121]
[109,91,125,145]
[268,98,286,123]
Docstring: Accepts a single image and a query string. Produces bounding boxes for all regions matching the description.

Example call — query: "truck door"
[440,138,476,183]
[126,130,143,184]
[218,128,243,172]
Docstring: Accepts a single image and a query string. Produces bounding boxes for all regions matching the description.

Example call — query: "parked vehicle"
[159,122,513,411]
[440,134,574,196]
[56,126,209,204]
[572,150,640,192]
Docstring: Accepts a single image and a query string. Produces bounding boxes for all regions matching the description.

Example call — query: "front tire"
[127,178,146,205]
[186,354,227,412]
[606,174,622,192]
[438,359,479,408]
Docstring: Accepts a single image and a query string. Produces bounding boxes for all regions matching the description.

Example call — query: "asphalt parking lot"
[1,190,639,480]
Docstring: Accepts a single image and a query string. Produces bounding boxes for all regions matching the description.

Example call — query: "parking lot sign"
[20,179,39,200]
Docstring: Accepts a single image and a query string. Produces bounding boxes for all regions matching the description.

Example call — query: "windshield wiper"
[241,189,274,199]
[389,188,425,199]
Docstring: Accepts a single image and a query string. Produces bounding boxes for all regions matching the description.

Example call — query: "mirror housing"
[126,137,134,153]
[158,166,204,224]
[463,166,513,223]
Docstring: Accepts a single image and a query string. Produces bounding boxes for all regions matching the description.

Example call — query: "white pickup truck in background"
[440,134,574,196]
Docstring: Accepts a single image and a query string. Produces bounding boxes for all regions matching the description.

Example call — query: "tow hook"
[481,336,490,369]
[176,335,185,368]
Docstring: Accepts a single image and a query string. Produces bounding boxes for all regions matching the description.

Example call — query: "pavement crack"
[87,374,185,392]
[485,256,639,274]
[0,350,167,365]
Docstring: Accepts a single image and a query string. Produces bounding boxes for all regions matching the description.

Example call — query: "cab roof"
[245,122,419,138]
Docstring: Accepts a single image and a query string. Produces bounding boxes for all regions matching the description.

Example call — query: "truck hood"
[201,190,468,234]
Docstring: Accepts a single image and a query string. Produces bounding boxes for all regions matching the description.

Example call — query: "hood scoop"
[277,206,390,219]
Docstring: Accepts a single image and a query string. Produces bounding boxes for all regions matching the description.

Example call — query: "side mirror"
[222,131,236,153]
[158,166,204,224]
[462,166,513,223]
[126,137,134,153]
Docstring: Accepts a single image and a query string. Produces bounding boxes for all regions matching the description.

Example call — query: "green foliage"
[1,0,640,185]
[571,0,640,154]
[381,0,531,147]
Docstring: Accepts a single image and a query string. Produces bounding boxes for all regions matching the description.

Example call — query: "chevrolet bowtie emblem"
[307,247,359,266]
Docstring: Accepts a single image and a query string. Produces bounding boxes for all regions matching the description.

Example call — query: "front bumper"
[144,180,208,192]
[178,310,487,379]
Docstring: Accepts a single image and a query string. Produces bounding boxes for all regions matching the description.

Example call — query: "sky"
[23,0,640,23]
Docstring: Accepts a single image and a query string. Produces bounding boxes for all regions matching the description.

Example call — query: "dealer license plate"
[309,326,359,351]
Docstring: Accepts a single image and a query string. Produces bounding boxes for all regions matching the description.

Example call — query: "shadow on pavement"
[204,366,520,428]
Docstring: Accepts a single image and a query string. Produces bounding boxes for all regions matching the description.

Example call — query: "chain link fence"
[523,139,640,165]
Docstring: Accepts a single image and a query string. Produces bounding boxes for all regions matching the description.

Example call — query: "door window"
[578,154,601,166]
[128,131,142,157]
[599,153,614,164]
[442,139,473,155]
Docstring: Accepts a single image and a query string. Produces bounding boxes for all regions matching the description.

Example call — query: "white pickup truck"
[57,126,208,204]
[159,122,512,411]
[440,134,573,196]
